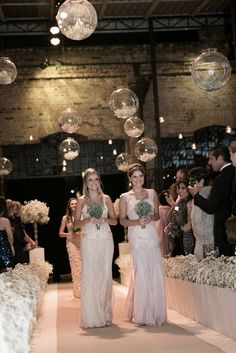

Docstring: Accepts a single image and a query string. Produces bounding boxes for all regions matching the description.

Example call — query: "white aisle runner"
[30,281,236,353]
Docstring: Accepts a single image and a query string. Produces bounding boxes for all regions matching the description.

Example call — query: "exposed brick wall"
[0,27,235,146]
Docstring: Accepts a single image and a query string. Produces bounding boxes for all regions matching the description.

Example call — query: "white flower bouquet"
[163,252,236,290]
[87,202,104,229]
[115,253,132,274]
[0,261,52,353]
[21,199,50,225]
[134,200,153,228]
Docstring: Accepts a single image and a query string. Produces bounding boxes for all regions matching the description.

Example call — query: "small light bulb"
[50,26,60,35]
[178,133,183,139]
[50,37,60,46]
[108,139,112,145]
[113,149,117,155]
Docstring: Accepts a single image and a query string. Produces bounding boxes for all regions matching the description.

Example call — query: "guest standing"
[168,168,188,201]
[8,201,36,265]
[229,141,236,216]
[156,190,171,256]
[188,168,214,260]
[74,168,117,328]
[0,196,14,270]
[59,197,81,298]
[119,163,167,326]
[189,145,235,256]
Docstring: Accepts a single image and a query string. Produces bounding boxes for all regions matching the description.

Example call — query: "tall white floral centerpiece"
[21,199,50,246]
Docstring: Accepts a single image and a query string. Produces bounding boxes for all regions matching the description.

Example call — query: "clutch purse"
[225,216,236,245]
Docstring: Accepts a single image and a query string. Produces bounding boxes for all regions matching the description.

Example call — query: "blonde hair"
[229,140,236,153]
[82,168,104,201]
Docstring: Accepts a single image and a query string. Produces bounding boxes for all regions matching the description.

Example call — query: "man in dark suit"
[189,145,235,256]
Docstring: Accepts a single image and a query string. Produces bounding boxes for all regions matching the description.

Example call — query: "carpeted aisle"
[30,281,236,353]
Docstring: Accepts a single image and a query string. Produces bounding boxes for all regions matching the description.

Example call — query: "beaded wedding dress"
[122,189,167,326]
[80,202,114,328]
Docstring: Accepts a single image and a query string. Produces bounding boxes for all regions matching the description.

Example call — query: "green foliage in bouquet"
[134,200,153,228]
[87,202,104,229]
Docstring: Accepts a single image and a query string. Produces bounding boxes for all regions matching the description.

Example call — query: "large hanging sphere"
[191,48,231,91]
[134,137,157,163]
[0,57,17,85]
[115,153,134,172]
[56,0,97,41]
[0,157,12,176]
[59,138,80,160]
[109,87,139,119]
[124,116,144,137]
[58,107,82,133]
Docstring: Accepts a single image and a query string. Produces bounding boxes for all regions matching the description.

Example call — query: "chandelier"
[56,0,97,41]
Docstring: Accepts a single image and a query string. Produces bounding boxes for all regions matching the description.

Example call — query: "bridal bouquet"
[21,199,50,225]
[134,200,153,228]
[87,202,104,230]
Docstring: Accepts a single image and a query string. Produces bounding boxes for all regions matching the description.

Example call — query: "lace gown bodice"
[80,200,114,328]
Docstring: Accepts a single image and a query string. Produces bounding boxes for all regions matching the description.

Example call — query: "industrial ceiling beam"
[145,0,161,18]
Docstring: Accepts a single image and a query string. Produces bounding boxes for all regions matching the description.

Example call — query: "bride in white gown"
[119,164,167,326]
[75,168,117,328]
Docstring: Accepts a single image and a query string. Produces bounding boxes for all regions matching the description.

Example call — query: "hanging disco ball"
[0,157,12,176]
[0,57,17,85]
[59,138,80,160]
[109,87,139,119]
[58,107,82,133]
[134,137,157,163]
[115,153,134,172]
[124,116,144,137]
[56,0,97,41]
[191,48,231,91]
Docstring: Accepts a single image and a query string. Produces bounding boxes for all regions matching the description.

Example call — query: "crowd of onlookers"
[0,198,36,271]
[157,142,236,260]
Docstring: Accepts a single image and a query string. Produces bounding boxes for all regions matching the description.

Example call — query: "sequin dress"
[80,202,114,328]
[0,229,13,268]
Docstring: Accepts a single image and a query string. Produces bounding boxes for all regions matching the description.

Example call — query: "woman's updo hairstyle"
[127,163,145,178]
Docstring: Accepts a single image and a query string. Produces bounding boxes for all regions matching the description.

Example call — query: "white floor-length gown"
[80,202,114,328]
[123,189,167,326]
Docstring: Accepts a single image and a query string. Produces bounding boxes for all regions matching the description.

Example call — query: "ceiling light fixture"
[56,0,97,41]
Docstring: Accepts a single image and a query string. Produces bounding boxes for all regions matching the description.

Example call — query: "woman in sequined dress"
[0,196,15,271]
[75,168,117,328]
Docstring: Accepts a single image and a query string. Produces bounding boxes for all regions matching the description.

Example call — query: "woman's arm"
[119,194,142,227]
[23,230,36,249]
[74,197,90,227]
[100,195,117,226]
[59,215,71,237]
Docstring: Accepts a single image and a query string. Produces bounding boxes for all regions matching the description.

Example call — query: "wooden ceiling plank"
[191,0,213,16]
[98,0,110,19]
[145,0,161,18]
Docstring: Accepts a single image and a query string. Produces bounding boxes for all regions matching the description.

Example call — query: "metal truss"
[0,13,231,36]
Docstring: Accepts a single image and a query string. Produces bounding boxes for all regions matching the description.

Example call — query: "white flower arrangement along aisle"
[21,199,50,245]
[0,261,52,353]
[116,251,236,290]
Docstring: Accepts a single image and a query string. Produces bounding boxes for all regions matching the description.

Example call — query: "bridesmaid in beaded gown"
[119,164,167,326]
[75,168,117,328]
